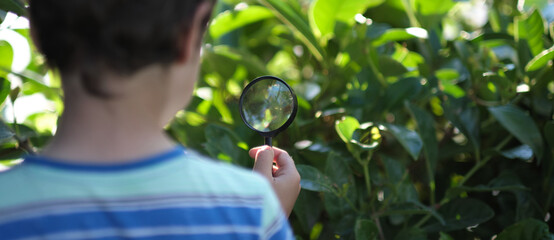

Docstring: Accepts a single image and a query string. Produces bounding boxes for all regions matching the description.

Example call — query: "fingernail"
[259,146,273,155]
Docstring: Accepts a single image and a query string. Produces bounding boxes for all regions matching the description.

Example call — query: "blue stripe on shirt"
[22,146,186,172]
[0,206,262,240]
[93,233,259,240]
[6,228,260,240]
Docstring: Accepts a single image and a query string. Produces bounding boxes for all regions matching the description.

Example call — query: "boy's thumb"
[253,146,274,180]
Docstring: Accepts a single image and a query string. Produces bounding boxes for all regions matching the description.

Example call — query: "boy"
[0,0,300,239]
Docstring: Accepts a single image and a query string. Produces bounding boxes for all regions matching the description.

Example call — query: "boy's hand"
[250,146,301,217]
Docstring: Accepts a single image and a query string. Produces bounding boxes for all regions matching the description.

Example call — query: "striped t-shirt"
[0,146,294,240]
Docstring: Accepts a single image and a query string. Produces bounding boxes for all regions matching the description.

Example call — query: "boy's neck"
[39,73,178,164]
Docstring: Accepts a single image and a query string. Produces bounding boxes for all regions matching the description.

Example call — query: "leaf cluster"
[1,0,554,239]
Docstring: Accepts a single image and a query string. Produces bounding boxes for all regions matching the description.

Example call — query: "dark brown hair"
[29,0,212,96]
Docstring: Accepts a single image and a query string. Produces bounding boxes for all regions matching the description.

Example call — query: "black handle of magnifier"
[264,137,272,147]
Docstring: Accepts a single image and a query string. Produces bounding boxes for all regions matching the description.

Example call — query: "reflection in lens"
[242,79,294,132]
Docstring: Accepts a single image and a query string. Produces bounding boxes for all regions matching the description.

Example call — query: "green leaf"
[0,77,10,106]
[442,97,480,151]
[351,126,380,150]
[355,219,379,240]
[310,0,383,39]
[501,145,534,160]
[0,121,14,144]
[260,0,325,61]
[203,45,268,77]
[437,69,464,98]
[394,227,427,240]
[384,201,445,225]
[204,124,246,165]
[488,105,545,161]
[323,190,352,219]
[0,40,13,72]
[525,45,554,72]
[335,116,360,143]
[545,121,554,151]
[209,6,274,39]
[440,81,465,98]
[379,55,408,77]
[212,89,233,124]
[447,171,528,198]
[521,0,549,12]
[297,164,334,193]
[382,155,405,183]
[515,9,546,57]
[413,0,455,15]
[372,27,428,46]
[0,0,26,16]
[496,218,553,240]
[293,190,323,235]
[325,151,353,188]
[483,73,515,100]
[439,232,454,240]
[382,123,423,161]
[406,103,438,171]
[435,69,459,81]
[383,77,422,111]
[424,198,494,232]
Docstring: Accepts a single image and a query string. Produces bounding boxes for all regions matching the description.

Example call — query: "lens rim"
[239,75,298,138]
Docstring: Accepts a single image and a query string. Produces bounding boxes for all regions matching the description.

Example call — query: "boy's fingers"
[252,146,274,179]
[250,145,275,159]
[250,146,288,157]
[274,152,300,183]
[249,146,264,159]
[275,150,294,170]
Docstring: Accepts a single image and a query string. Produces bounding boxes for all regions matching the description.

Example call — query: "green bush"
[1,0,554,239]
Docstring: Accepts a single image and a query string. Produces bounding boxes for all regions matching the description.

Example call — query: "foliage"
[1,0,554,239]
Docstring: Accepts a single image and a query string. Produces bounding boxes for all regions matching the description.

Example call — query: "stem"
[363,151,374,197]
[342,194,360,213]
[401,0,434,64]
[12,135,35,155]
[2,106,35,155]
[425,156,436,206]
[401,0,421,28]
[458,136,512,187]
[377,170,410,212]
[257,0,324,63]
[414,214,431,229]
[11,101,19,137]
[366,47,387,87]
[363,163,372,197]
[330,184,360,213]
[475,147,481,163]
[457,156,492,187]
[372,210,386,240]
[416,136,513,228]
[413,197,449,228]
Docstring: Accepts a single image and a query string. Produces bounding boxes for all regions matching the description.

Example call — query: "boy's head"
[29,0,213,97]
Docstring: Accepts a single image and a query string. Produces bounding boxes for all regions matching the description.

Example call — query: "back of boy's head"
[29,0,212,96]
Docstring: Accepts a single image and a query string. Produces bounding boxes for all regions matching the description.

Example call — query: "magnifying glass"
[239,76,298,146]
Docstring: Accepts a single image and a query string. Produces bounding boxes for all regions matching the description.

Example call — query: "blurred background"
[0,0,553,239]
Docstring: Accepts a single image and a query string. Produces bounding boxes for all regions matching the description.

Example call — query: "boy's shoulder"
[0,148,272,209]
[182,150,270,189]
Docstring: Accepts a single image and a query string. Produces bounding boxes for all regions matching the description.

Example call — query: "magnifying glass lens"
[242,80,294,132]
[239,76,298,146]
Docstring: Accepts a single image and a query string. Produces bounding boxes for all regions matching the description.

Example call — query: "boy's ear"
[177,2,213,64]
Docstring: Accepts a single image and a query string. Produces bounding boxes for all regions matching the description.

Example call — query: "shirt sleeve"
[259,178,295,240]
